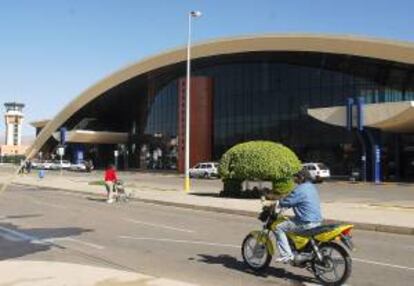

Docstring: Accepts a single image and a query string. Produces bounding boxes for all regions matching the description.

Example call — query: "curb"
[13,183,414,236]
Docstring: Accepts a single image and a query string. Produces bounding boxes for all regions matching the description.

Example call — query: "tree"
[219,141,302,197]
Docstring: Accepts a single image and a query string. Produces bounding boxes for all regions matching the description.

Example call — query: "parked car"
[41,160,55,170]
[69,160,94,172]
[51,160,71,170]
[302,162,331,183]
[189,162,219,178]
[31,160,42,169]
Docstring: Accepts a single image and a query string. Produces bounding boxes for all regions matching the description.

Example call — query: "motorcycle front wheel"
[241,233,272,271]
[312,242,352,286]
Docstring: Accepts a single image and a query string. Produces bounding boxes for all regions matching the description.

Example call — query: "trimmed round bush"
[219,141,302,196]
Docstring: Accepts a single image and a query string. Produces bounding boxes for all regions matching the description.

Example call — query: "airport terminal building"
[29,35,414,181]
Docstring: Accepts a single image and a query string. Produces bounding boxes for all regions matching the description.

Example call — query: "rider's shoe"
[106,199,114,204]
[275,255,294,264]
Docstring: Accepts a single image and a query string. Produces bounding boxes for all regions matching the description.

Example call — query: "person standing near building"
[25,160,32,174]
[104,164,117,203]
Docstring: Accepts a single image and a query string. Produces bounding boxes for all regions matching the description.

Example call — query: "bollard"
[38,169,45,179]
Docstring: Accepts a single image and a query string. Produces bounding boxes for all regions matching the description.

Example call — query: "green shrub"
[219,141,301,196]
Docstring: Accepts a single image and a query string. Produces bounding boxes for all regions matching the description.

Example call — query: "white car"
[41,161,55,170]
[31,161,42,169]
[189,162,219,178]
[302,163,331,183]
[69,161,93,172]
[51,160,71,170]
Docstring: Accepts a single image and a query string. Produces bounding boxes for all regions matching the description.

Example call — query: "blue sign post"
[374,145,381,184]
[60,127,67,145]
[346,97,368,181]
[76,150,84,164]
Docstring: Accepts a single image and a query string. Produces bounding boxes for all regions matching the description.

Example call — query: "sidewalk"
[0,260,198,286]
[6,173,414,235]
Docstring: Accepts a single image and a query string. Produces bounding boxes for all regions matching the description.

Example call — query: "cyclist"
[104,164,118,203]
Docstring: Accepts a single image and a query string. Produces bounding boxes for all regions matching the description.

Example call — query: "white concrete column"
[17,120,22,145]
[5,121,13,146]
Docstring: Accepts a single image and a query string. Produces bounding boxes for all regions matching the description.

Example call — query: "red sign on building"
[177,77,213,173]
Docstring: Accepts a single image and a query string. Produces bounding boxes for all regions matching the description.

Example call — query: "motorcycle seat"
[295,223,341,237]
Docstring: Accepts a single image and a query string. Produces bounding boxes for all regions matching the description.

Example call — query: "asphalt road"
[0,185,414,286]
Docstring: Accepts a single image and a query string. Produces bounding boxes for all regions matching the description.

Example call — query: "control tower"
[4,102,25,146]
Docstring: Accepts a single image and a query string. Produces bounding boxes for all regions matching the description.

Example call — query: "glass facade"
[141,52,414,177]
[61,51,414,179]
[145,81,178,138]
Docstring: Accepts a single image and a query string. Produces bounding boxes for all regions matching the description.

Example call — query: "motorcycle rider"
[275,169,323,263]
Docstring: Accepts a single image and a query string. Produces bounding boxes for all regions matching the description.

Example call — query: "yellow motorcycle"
[242,199,354,285]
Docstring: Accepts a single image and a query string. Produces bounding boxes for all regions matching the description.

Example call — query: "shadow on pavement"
[0,222,93,261]
[194,254,318,284]
[189,193,220,198]
[86,197,107,203]
[190,192,260,200]
[2,214,43,220]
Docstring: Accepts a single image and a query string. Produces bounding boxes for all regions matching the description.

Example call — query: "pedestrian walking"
[19,159,25,174]
[25,160,32,174]
[104,164,117,203]
[86,159,93,172]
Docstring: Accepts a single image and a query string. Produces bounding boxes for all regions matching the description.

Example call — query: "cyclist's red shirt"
[104,168,117,182]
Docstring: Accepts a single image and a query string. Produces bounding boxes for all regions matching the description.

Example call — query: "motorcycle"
[241,198,354,285]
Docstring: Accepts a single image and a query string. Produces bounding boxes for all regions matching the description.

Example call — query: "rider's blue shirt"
[279,182,322,223]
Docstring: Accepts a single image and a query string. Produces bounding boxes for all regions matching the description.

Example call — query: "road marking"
[0,226,104,250]
[30,199,67,209]
[123,218,195,233]
[119,236,239,248]
[119,236,414,272]
[0,225,50,245]
[354,257,414,271]
[51,237,105,250]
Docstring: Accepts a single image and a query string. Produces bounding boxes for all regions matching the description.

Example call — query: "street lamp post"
[184,10,202,192]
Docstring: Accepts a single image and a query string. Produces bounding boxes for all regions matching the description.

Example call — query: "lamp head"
[190,11,202,17]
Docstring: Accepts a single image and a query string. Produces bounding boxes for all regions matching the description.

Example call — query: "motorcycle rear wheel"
[241,233,272,271]
[312,242,352,286]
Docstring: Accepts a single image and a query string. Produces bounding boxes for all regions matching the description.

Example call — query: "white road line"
[123,218,195,233]
[0,232,26,242]
[119,236,414,272]
[354,257,414,271]
[0,226,104,250]
[119,236,239,248]
[0,225,50,245]
[30,199,67,209]
[50,237,105,250]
